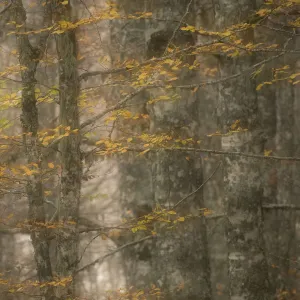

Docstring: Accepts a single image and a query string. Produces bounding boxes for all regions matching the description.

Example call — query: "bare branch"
[80,87,147,129]
[78,39,220,81]
[163,0,193,55]
[173,161,222,209]
[0,0,11,14]
[136,51,288,90]
[75,235,153,274]
[262,204,300,210]
[125,146,300,162]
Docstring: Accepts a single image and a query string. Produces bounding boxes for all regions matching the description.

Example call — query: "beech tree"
[0,0,300,300]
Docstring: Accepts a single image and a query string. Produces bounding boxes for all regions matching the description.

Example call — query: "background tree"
[0,0,299,300]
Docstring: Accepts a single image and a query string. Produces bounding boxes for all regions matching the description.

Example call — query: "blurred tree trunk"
[109,0,154,288]
[145,2,212,299]
[268,36,298,298]
[53,1,82,298]
[215,1,271,300]
[11,0,54,299]
[194,1,229,299]
[111,1,212,299]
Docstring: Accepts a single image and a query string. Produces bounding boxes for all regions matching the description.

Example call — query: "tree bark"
[145,1,212,299]
[53,1,82,298]
[11,0,54,298]
[215,1,271,300]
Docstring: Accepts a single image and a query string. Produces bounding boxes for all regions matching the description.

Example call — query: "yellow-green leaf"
[48,162,55,169]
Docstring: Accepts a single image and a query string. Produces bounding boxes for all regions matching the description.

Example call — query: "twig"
[80,87,147,129]
[137,51,288,90]
[262,204,300,210]
[0,0,11,14]
[78,39,220,81]
[125,146,300,162]
[173,161,222,209]
[163,0,193,55]
[75,235,153,274]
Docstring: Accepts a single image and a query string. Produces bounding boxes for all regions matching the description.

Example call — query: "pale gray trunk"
[145,1,212,299]
[216,1,271,300]
[258,10,299,295]
[268,44,298,295]
[110,1,212,298]
[109,0,154,288]
[194,1,230,299]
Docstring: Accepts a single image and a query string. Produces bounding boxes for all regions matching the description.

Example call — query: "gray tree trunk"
[54,1,82,298]
[11,0,54,298]
[215,1,271,300]
[110,1,212,299]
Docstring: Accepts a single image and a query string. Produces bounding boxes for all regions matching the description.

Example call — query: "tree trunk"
[215,1,271,300]
[145,1,212,299]
[11,0,54,298]
[54,1,82,298]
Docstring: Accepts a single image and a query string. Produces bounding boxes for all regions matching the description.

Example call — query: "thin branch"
[78,39,220,81]
[75,235,153,274]
[136,51,288,90]
[259,24,300,36]
[173,161,222,209]
[80,46,293,94]
[125,146,300,162]
[80,86,147,129]
[222,39,300,53]
[262,204,300,210]
[77,231,104,267]
[79,43,288,130]
[163,0,193,55]
[0,0,11,14]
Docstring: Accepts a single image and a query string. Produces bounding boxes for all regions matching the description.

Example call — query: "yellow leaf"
[178,217,185,222]
[256,8,271,17]
[290,73,300,80]
[95,140,105,145]
[264,149,272,157]
[230,120,240,130]
[67,220,76,225]
[138,149,150,156]
[180,26,196,32]
[203,209,213,216]
[192,86,199,93]
[163,58,174,65]
[48,162,55,169]
[168,210,177,215]
[127,137,133,142]
[256,83,264,91]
